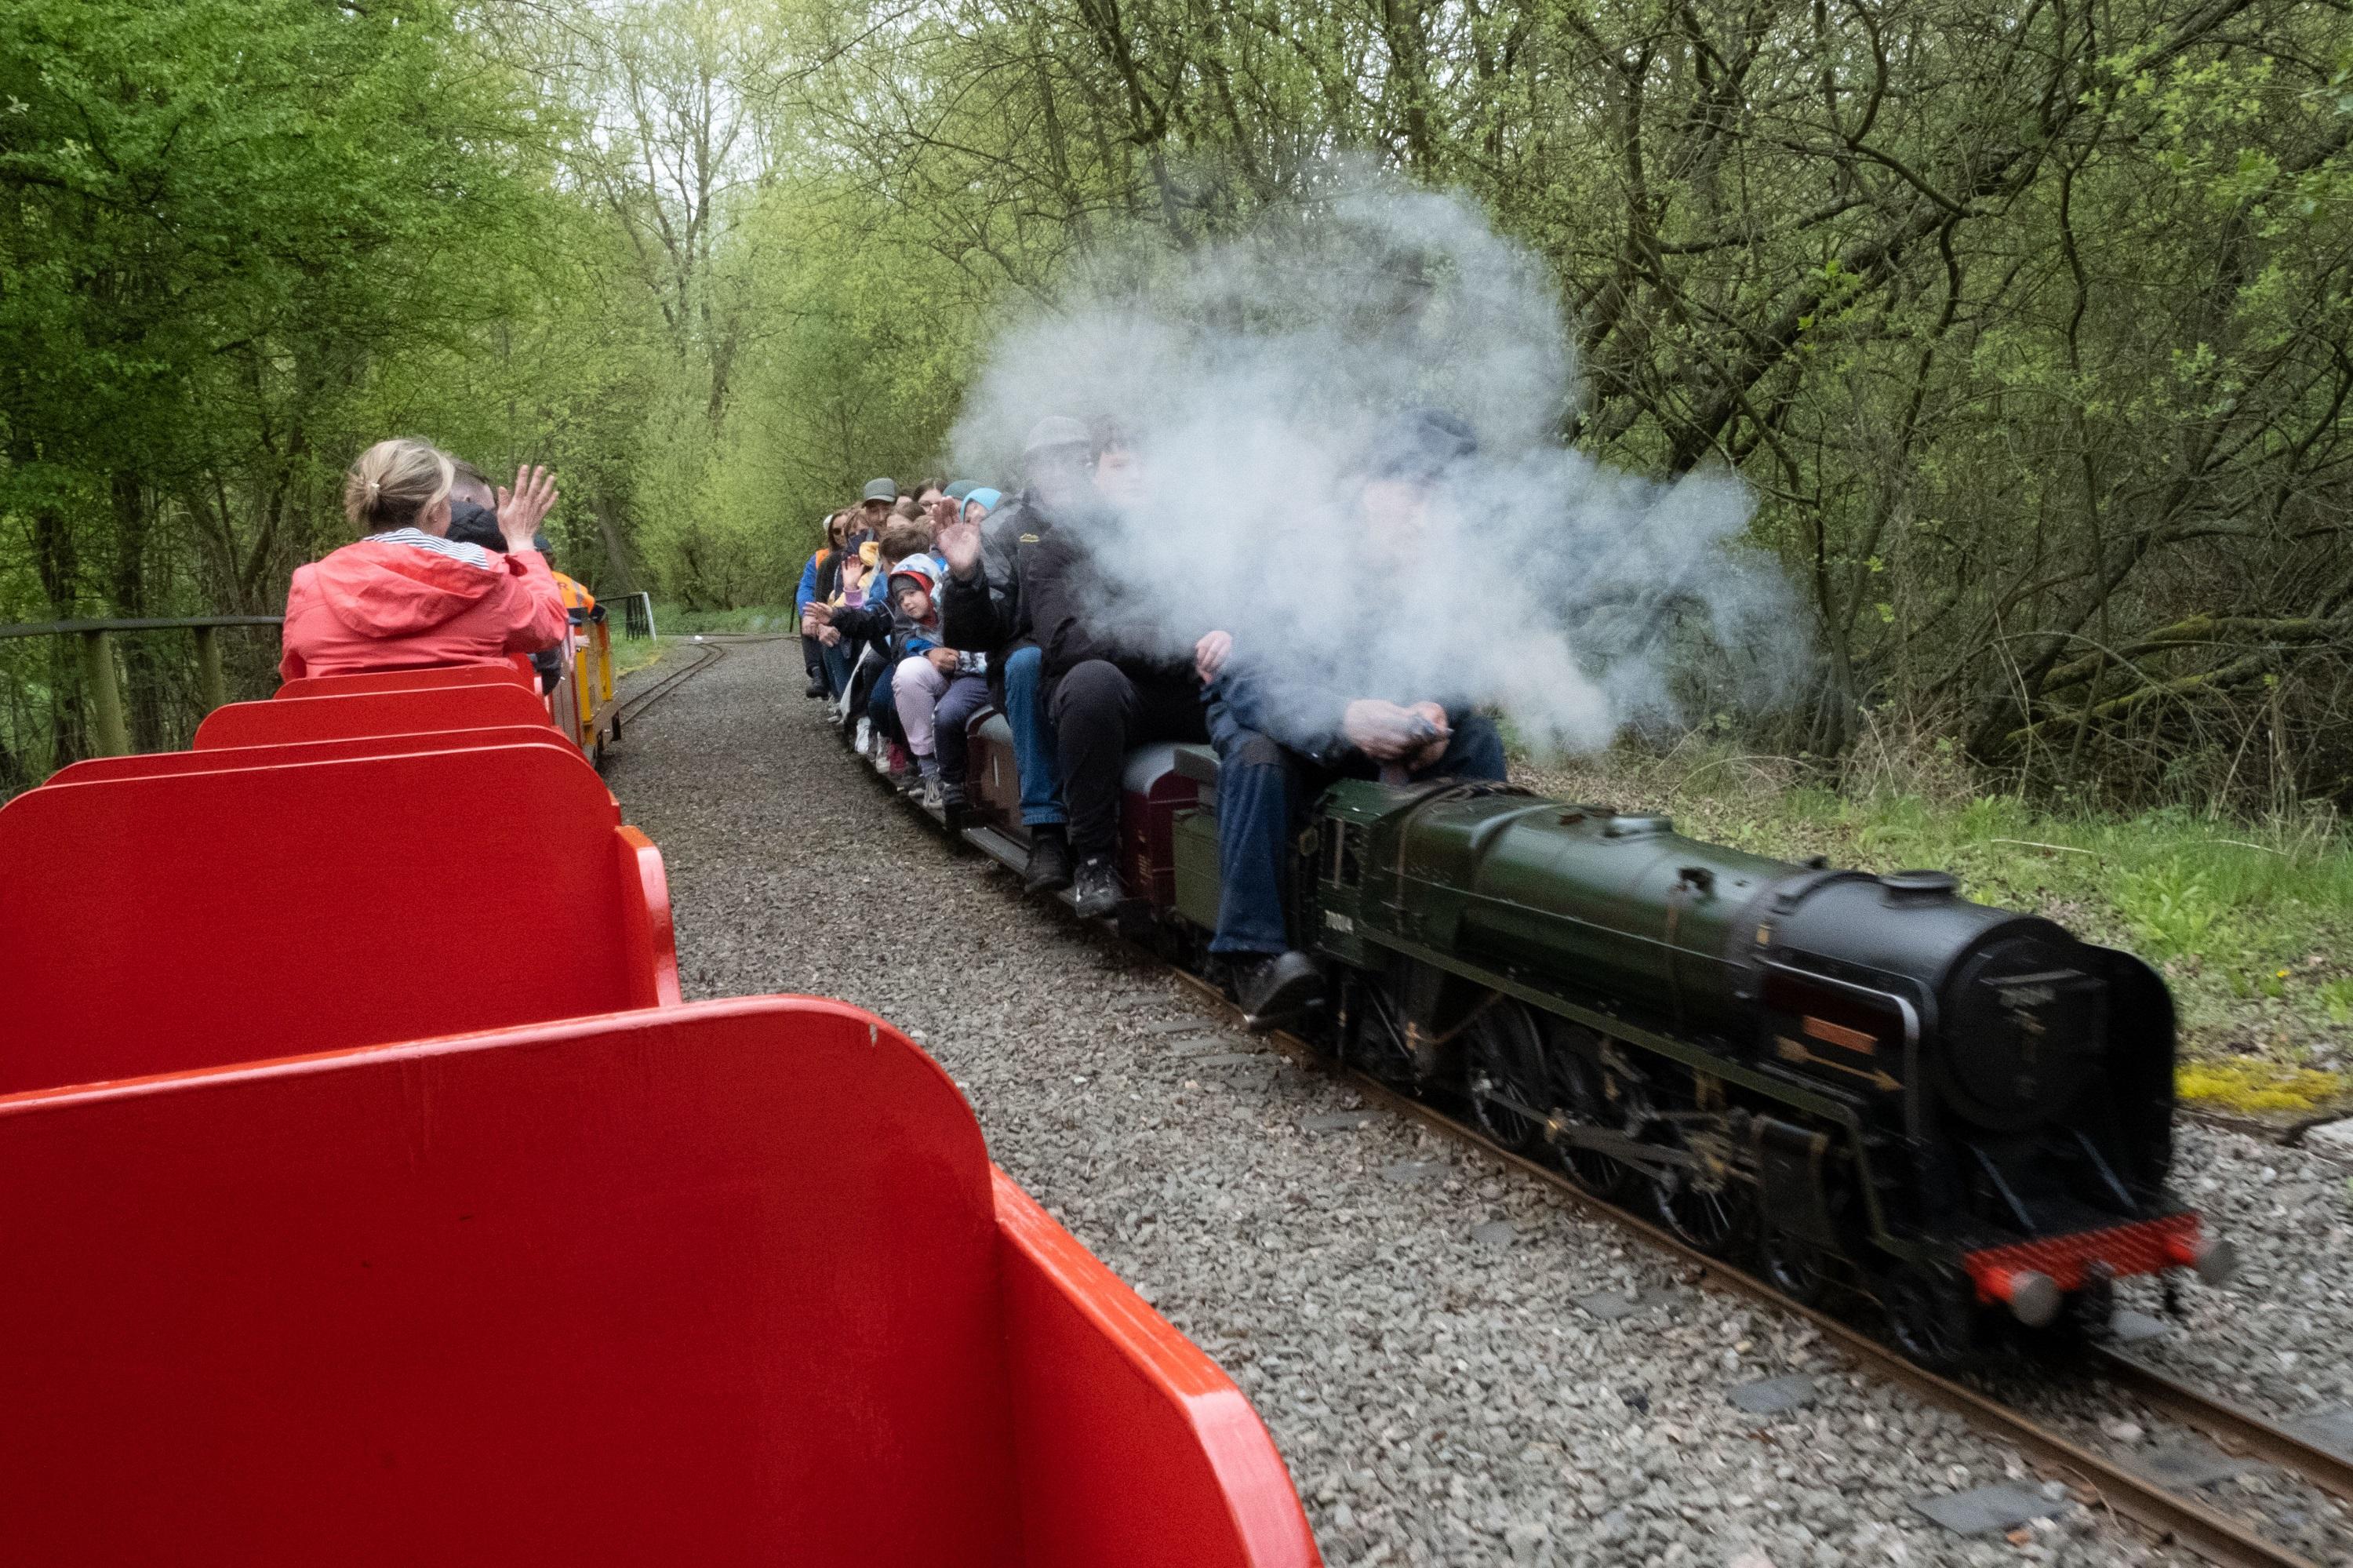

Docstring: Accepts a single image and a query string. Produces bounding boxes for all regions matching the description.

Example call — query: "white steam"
[949,179,1802,756]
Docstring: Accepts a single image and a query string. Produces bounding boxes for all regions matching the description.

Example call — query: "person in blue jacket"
[795,511,849,698]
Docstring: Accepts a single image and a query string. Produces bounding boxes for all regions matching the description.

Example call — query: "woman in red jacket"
[279,438,571,682]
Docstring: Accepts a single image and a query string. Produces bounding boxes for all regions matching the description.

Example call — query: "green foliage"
[6,0,2353,831]
[0,0,606,775]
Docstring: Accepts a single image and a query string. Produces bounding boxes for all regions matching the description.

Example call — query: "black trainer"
[1070,855,1122,918]
[1231,951,1322,1030]
[1022,828,1072,894]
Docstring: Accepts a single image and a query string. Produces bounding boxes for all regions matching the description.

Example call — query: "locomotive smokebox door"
[1937,944,2108,1131]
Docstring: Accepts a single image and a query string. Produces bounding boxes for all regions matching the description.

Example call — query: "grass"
[610,635,667,678]
[1515,743,2353,1119]
[649,602,799,636]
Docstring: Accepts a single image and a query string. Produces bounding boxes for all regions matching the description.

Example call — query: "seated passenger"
[945,423,1198,917]
[439,460,573,694]
[1195,411,1507,1027]
[940,420,1100,895]
[883,559,991,812]
[279,438,565,682]
[796,509,851,700]
[808,518,936,780]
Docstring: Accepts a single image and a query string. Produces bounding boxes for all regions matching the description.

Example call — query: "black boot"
[804,678,827,698]
[1022,828,1072,894]
[1230,951,1322,1030]
[1071,854,1122,918]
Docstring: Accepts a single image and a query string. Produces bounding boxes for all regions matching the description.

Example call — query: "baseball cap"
[1021,417,1091,462]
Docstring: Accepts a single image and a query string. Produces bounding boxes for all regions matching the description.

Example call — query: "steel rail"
[612,638,727,728]
[2093,1349,2353,1505]
[1155,970,2324,1568]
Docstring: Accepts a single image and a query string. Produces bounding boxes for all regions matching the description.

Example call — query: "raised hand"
[496,464,558,551]
[938,513,983,579]
[1194,629,1233,685]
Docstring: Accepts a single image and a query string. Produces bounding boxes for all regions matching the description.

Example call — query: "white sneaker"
[920,777,944,809]
[853,717,871,753]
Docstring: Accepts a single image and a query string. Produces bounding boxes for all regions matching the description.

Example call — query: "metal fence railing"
[616,592,657,640]
[0,616,284,758]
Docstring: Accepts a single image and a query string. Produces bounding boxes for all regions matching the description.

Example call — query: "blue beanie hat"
[964,487,1003,514]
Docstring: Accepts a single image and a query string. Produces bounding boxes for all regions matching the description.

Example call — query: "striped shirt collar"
[374,527,497,570]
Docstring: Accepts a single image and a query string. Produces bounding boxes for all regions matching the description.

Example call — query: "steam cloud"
[948,178,1803,757]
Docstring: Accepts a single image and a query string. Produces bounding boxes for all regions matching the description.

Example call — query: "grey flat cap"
[862,477,898,503]
[1022,417,1093,460]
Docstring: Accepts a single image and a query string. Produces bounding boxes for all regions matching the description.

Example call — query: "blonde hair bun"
[344,438,454,533]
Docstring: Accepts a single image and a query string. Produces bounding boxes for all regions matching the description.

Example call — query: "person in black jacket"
[940,419,1201,915]
[939,418,1096,893]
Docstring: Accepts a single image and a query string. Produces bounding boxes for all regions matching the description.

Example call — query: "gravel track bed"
[606,640,2207,1568]
[2105,1122,2353,1422]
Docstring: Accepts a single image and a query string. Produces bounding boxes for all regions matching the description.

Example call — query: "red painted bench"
[45,726,578,785]
[0,743,678,1094]
[277,657,538,700]
[0,998,1321,1568]
[197,682,558,747]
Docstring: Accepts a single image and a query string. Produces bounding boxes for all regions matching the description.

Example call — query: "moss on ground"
[610,635,667,678]
[1512,744,2353,1119]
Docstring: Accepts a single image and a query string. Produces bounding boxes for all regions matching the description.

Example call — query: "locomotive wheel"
[1647,1147,1751,1257]
[1758,1226,1831,1307]
[1341,970,1424,1093]
[1883,1264,1979,1371]
[1464,1002,1552,1156]
[1548,1045,1632,1199]
[1643,1086,1751,1258]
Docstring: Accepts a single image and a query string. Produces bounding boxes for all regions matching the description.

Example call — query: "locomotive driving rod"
[1470,1082,1702,1180]
[1170,973,2329,1568]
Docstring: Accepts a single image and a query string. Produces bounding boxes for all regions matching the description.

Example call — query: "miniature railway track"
[611,636,732,730]
[2093,1350,2353,1506]
[1152,968,2344,1568]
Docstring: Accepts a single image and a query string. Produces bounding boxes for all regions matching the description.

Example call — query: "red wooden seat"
[44,726,576,785]
[197,682,557,747]
[0,744,678,1093]
[0,998,1320,1568]
[277,657,537,700]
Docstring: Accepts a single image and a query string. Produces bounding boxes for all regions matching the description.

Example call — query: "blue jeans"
[869,660,902,746]
[820,639,852,699]
[935,671,992,784]
[1002,645,1064,827]
[1204,707,1507,955]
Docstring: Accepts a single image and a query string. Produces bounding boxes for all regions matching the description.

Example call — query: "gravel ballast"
[606,639,2249,1567]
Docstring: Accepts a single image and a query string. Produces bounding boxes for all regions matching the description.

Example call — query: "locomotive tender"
[915,711,2235,1364]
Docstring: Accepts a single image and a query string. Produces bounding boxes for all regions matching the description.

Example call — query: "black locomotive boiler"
[911,713,2234,1365]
